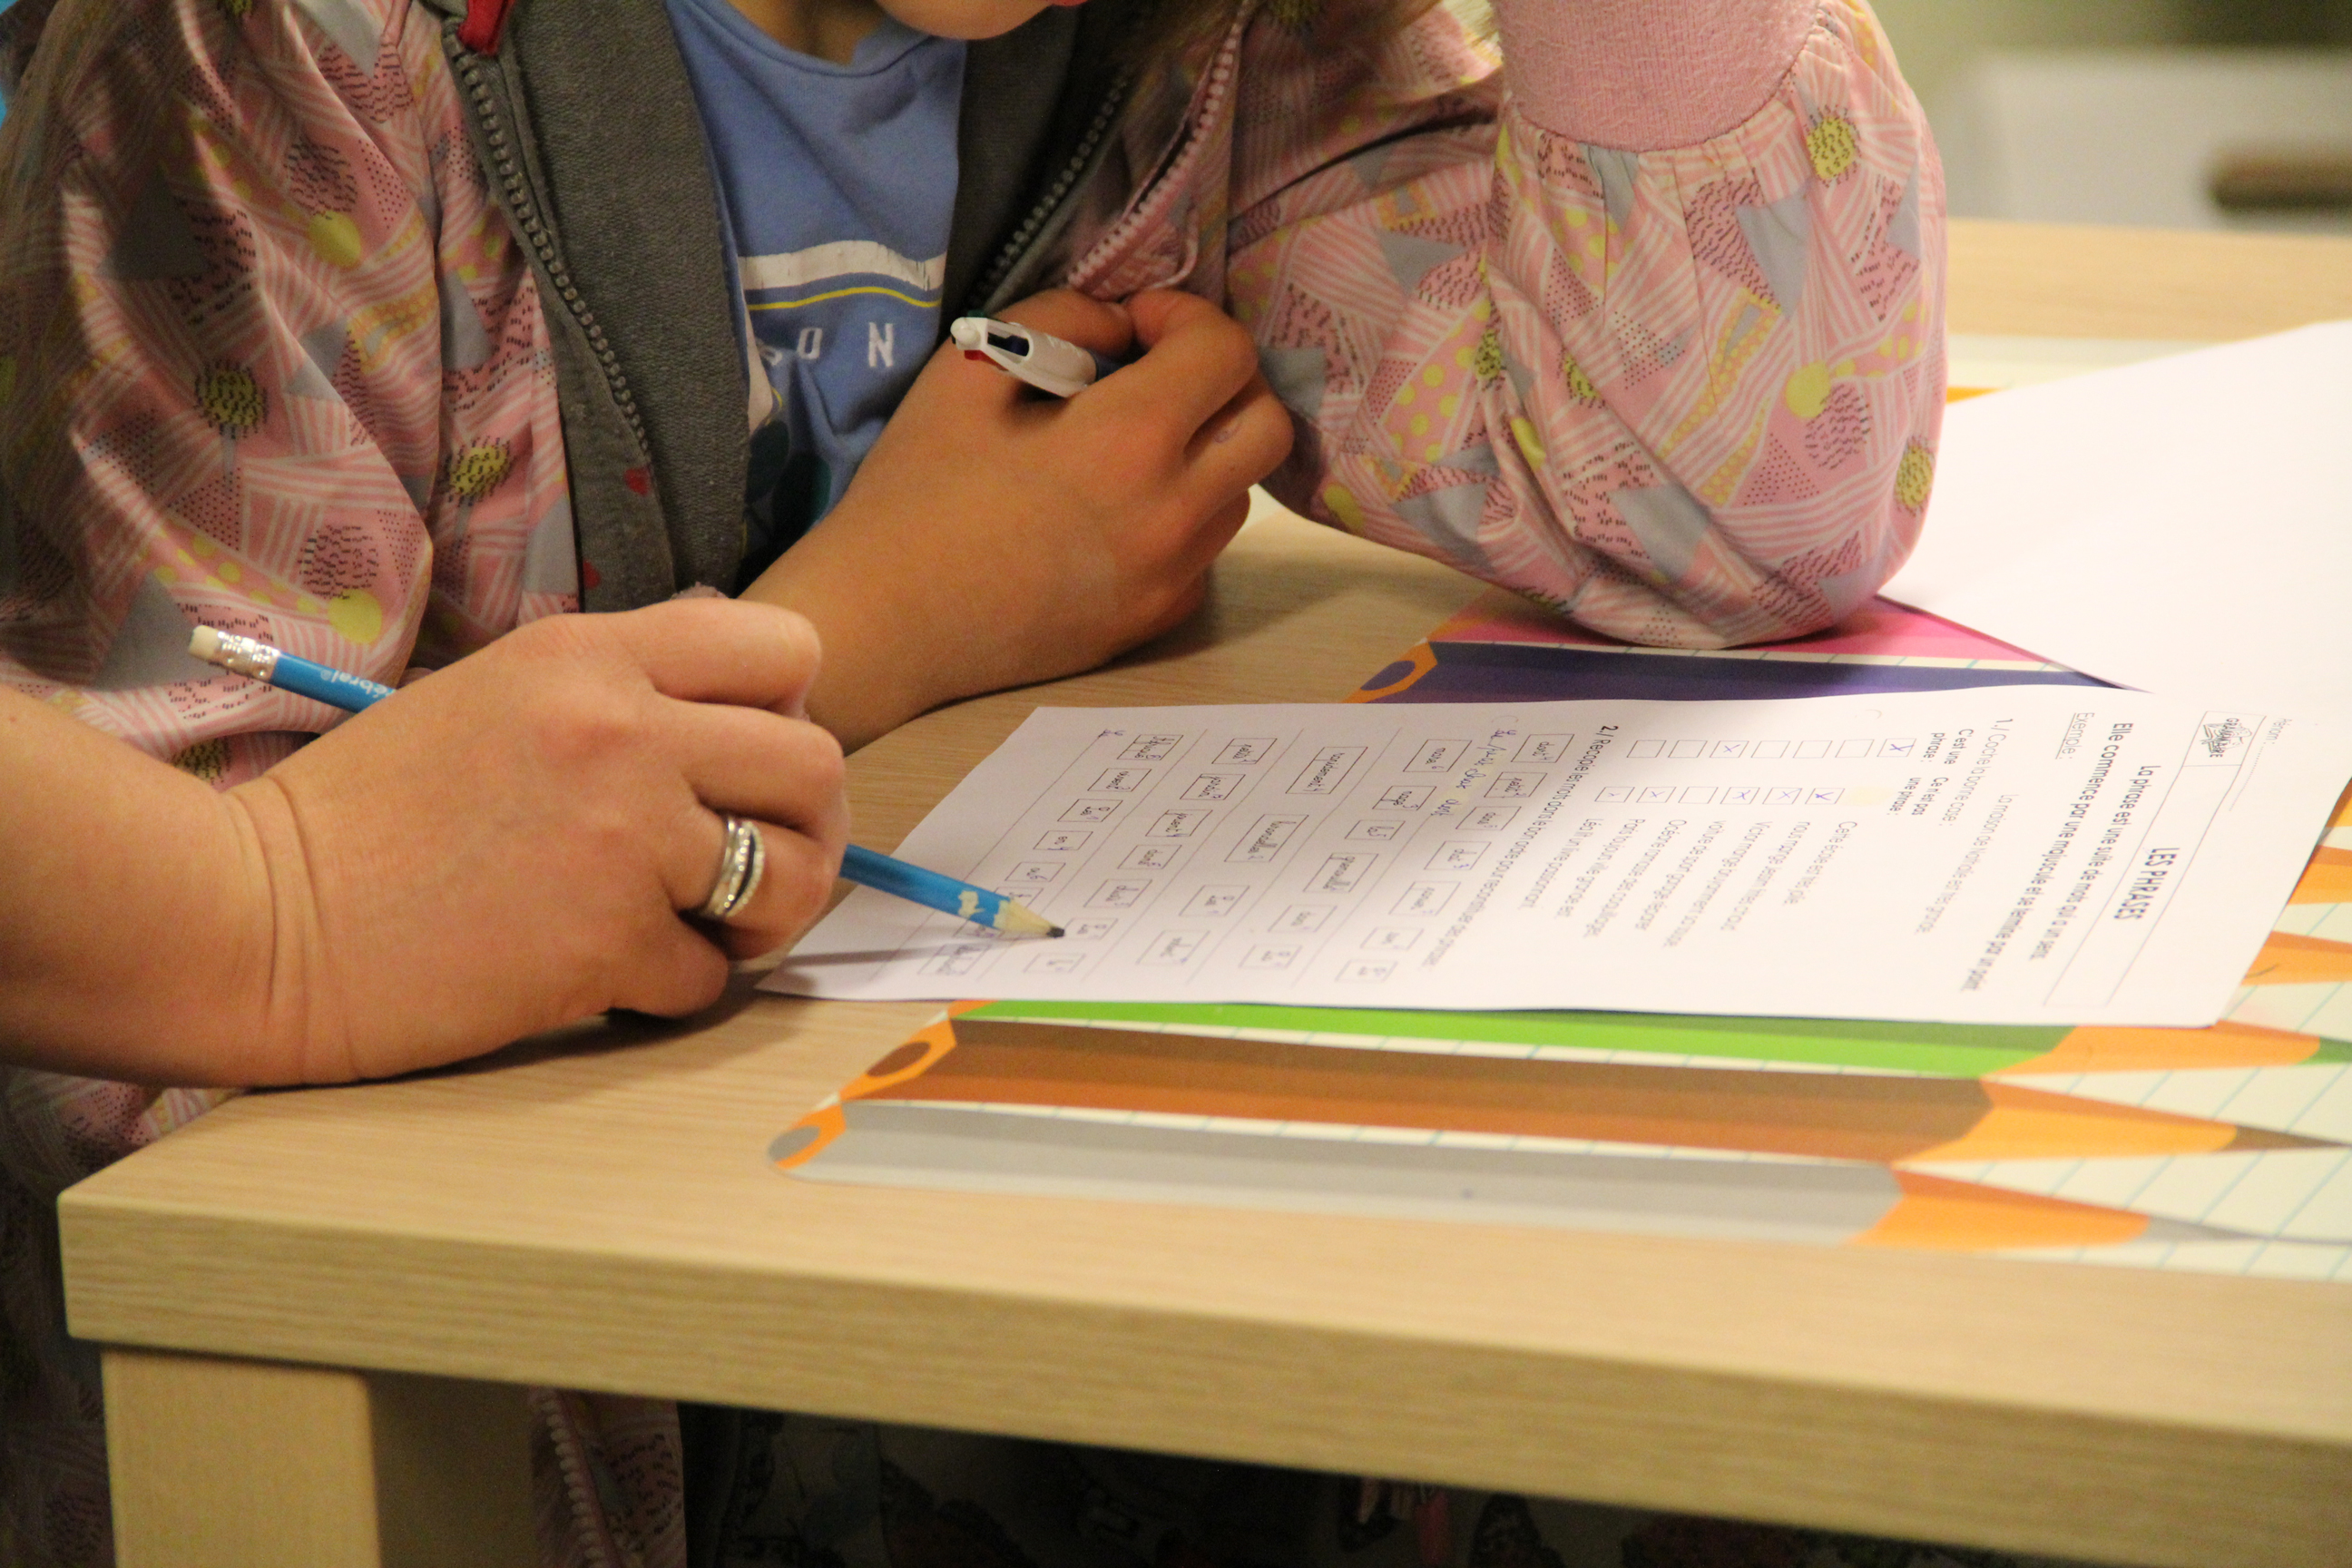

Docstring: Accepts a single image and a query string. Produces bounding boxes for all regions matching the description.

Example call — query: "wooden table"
[64,222,2352,1568]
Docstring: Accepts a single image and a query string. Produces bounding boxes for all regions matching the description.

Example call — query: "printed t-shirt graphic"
[666,0,965,576]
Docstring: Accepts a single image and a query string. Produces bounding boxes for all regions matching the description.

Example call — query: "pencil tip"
[994,902,1061,938]
[1048,926,1066,938]
[2228,1124,2343,1152]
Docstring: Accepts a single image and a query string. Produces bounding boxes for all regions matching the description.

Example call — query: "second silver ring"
[697,814,767,924]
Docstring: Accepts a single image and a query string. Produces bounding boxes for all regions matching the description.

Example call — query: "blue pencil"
[187,627,1062,938]
[838,844,1057,937]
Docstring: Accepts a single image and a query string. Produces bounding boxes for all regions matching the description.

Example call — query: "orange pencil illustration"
[2285,847,2352,906]
[2000,1021,2351,1074]
[791,1019,2336,1167]
[2243,930,2352,986]
[772,1024,2287,1251]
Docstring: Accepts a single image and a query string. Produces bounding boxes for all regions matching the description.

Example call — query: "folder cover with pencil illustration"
[772,1007,2347,1258]
[772,564,2352,1279]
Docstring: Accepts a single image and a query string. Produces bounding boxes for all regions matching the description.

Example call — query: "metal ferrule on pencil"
[191,626,279,683]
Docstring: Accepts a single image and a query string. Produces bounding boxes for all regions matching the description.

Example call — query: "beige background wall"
[1875,0,2352,115]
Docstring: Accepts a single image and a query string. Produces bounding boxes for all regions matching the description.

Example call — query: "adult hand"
[743,288,1294,749]
[0,599,848,1087]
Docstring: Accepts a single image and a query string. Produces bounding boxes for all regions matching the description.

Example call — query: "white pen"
[949,316,1125,398]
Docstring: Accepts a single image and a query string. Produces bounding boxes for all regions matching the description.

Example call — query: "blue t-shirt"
[666,0,965,580]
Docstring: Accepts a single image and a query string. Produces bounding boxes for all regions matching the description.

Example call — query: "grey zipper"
[961,64,1136,314]
[443,10,1125,409]
[442,18,652,462]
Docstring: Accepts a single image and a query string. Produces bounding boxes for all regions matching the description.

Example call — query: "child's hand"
[744,288,1295,748]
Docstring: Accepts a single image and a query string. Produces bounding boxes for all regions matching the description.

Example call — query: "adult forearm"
[3,601,854,1089]
[0,689,278,1083]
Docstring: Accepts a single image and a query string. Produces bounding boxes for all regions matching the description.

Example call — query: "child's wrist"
[739,540,939,750]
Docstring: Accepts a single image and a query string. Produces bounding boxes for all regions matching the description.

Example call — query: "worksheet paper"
[769,691,2352,1025]
[1881,320,2352,720]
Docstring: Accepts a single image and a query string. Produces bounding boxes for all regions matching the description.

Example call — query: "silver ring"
[696,814,767,923]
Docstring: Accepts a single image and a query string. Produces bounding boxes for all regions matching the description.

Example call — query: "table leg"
[103,1347,536,1568]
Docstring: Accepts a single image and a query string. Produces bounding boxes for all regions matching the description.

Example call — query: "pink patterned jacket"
[0,0,1942,1562]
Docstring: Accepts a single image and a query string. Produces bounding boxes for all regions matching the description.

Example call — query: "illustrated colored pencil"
[773,1096,2266,1253]
[2287,847,2351,905]
[187,628,1059,936]
[2243,929,2352,986]
[963,1001,2352,1077]
[2001,1021,2352,1073]
[808,1017,2336,1165]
